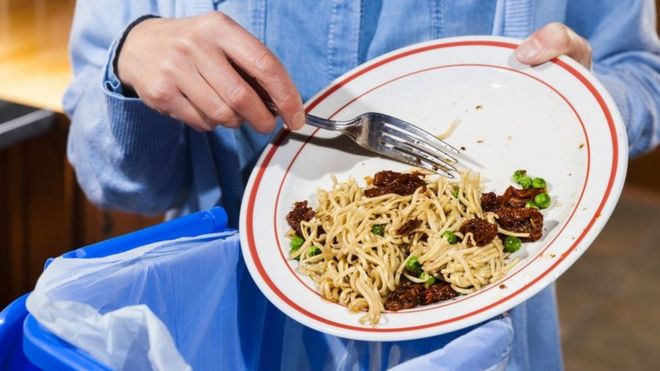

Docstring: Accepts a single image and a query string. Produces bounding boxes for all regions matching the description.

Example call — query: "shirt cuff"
[104,94,185,154]
[101,15,183,154]
[104,15,160,98]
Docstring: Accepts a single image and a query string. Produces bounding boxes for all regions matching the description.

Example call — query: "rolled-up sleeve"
[567,0,660,157]
[64,1,189,215]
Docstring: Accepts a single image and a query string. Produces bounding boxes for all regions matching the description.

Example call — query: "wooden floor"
[557,185,660,370]
[0,0,74,111]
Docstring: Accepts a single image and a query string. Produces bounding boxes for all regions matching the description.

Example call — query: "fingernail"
[292,111,305,130]
[516,39,541,62]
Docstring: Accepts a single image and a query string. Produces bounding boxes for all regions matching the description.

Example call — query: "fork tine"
[380,134,457,174]
[381,133,458,172]
[382,115,461,154]
[380,128,459,170]
[382,122,459,164]
[376,140,456,179]
[381,116,460,156]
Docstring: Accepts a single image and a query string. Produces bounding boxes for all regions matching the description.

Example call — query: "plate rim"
[239,35,628,341]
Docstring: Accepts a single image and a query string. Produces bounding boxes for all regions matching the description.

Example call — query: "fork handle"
[230,61,354,132]
[304,114,354,131]
[261,105,351,132]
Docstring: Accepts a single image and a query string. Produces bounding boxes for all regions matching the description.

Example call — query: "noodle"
[436,119,461,140]
[290,171,518,325]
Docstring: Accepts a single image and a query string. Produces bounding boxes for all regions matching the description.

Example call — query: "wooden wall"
[0,0,161,308]
[0,116,161,307]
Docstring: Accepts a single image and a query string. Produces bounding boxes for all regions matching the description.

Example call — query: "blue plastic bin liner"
[26,230,515,370]
[26,232,240,370]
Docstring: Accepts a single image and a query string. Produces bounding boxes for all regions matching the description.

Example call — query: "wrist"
[115,15,161,94]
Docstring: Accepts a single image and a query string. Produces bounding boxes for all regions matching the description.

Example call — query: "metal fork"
[266,102,460,178]
[231,63,459,177]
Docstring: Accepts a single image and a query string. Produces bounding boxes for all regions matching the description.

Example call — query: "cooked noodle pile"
[289,171,520,325]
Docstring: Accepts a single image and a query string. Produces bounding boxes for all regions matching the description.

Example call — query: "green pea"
[517,175,533,189]
[442,230,458,244]
[290,235,304,251]
[451,187,459,198]
[534,193,551,209]
[290,236,306,260]
[504,236,522,253]
[405,256,422,276]
[307,246,322,257]
[532,177,546,189]
[419,271,436,287]
[512,169,528,183]
[525,201,539,209]
[371,224,386,236]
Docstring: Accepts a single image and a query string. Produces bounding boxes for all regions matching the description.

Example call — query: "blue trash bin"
[0,207,228,370]
[0,294,38,370]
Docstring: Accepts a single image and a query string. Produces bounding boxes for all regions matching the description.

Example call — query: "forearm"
[567,0,660,156]
[66,69,189,215]
[594,57,660,157]
[65,1,189,214]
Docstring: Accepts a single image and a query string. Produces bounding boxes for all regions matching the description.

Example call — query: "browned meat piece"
[420,282,459,305]
[496,207,544,241]
[480,186,545,211]
[459,218,498,246]
[481,192,499,212]
[501,186,545,208]
[505,196,528,208]
[384,283,423,311]
[364,171,426,197]
[507,186,545,199]
[385,282,459,311]
[286,201,315,236]
[372,170,402,186]
[396,219,422,235]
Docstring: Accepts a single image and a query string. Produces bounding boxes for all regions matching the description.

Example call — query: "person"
[64,1,660,369]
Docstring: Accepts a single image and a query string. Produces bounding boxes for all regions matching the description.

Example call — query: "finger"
[134,51,221,131]
[516,22,592,69]
[177,62,242,127]
[198,54,277,133]
[211,13,305,130]
[160,92,218,132]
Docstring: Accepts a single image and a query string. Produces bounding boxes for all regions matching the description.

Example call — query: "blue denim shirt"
[64,1,660,369]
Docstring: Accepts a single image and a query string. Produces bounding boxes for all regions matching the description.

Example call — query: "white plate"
[239,36,628,341]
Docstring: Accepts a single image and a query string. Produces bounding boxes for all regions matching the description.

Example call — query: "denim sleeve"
[567,0,660,157]
[63,1,189,215]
